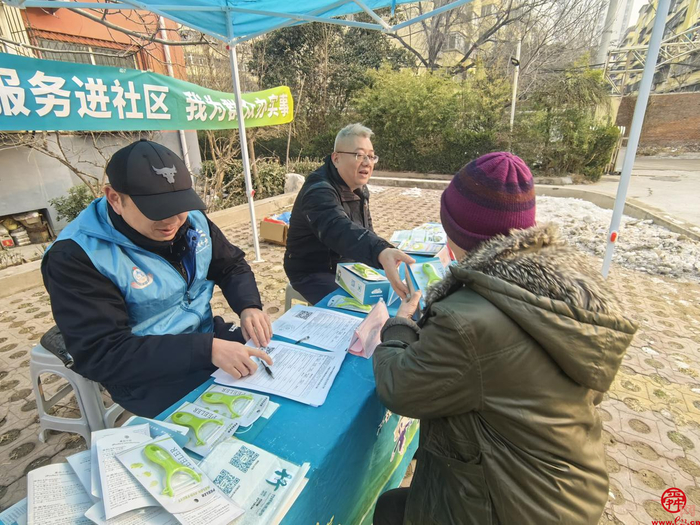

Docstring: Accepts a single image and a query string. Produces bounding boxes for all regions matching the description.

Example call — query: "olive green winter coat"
[373,224,637,525]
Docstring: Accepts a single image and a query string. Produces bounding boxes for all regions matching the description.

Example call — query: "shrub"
[352,67,506,173]
[199,158,288,211]
[511,110,620,182]
[49,185,98,222]
[288,158,324,176]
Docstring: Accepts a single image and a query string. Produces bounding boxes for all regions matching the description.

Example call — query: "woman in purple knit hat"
[372,152,637,525]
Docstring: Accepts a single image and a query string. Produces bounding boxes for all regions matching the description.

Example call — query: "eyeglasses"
[336,151,379,164]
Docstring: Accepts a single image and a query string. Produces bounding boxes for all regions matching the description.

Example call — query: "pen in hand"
[257,348,275,379]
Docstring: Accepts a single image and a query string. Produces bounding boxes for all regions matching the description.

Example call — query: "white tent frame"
[4,0,670,271]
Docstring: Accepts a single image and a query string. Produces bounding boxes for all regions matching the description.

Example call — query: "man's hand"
[212,338,273,379]
[378,248,415,300]
[240,307,272,347]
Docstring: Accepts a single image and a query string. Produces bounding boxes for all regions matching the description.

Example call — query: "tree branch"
[73,8,211,46]
[385,32,430,70]
[0,35,139,58]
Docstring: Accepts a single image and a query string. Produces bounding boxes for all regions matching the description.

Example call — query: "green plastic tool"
[200,392,253,419]
[337,297,372,312]
[352,263,381,279]
[422,263,442,286]
[171,411,223,446]
[144,444,201,497]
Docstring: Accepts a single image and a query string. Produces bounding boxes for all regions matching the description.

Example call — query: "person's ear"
[331,152,339,166]
[104,186,124,216]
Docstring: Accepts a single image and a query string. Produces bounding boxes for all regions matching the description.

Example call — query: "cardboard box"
[259,220,288,245]
[335,262,391,305]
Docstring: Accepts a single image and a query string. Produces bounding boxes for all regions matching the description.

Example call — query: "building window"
[36,38,137,69]
[481,4,496,18]
[185,53,208,67]
[445,32,466,53]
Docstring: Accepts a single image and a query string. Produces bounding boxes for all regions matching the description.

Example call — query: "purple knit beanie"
[440,152,536,251]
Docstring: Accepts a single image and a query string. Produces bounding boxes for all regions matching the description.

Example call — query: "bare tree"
[389,0,606,81]
[389,0,547,74]
[0,131,152,198]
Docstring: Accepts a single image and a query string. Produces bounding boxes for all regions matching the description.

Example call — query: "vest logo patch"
[130,266,154,289]
[196,229,210,253]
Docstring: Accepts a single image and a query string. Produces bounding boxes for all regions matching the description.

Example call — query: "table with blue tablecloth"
[157,283,419,525]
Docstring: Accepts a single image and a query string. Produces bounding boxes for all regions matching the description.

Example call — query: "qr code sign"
[230,445,260,473]
[294,310,312,320]
[213,470,240,496]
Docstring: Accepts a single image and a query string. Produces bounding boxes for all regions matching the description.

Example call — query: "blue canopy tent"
[3,0,472,261]
[2,0,671,271]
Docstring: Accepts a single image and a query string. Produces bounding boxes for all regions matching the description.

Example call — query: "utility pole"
[596,0,621,66]
[509,39,521,133]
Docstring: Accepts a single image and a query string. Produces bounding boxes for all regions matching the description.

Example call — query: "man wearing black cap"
[42,139,273,417]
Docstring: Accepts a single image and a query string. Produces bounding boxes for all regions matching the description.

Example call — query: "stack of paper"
[212,305,362,407]
[213,340,347,407]
[9,411,305,525]
[271,305,363,353]
[390,223,448,255]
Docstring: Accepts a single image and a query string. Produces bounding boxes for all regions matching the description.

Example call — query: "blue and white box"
[335,262,391,305]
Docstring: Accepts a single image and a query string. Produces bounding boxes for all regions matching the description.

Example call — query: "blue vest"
[49,197,214,336]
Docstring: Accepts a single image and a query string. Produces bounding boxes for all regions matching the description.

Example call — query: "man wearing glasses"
[284,123,414,304]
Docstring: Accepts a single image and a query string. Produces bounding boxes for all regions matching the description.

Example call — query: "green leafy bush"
[49,185,97,222]
[510,67,619,182]
[199,159,288,210]
[352,67,507,173]
[288,158,324,176]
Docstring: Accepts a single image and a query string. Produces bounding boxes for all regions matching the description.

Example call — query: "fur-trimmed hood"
[425,223,637,392]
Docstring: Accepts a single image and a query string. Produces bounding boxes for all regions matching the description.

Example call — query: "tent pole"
[601,0,670,278]
[226,12,263,263]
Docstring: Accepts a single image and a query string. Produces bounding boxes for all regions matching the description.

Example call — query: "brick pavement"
[1,187,699,524]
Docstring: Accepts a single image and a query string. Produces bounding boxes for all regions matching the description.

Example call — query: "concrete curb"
[371,177,449,190]
[0,192,298,300]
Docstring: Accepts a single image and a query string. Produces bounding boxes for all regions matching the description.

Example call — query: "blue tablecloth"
[157,285,420,525]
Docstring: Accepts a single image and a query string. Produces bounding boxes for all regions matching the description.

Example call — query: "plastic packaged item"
[13,211,41,227]
[118,436,244,522]
[1,218,20,231]
[164,402,239,457]
[194,385,269,427]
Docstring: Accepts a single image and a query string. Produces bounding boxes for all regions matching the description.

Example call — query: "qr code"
[229,446,260,473]
[213,470,240,496]
[294,310,312,320]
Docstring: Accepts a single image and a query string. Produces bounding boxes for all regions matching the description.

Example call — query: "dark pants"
[289,271,339,305]
[373,488,409,525]
[112,317,245,418]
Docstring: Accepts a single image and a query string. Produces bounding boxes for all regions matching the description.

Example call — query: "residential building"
[618,0,700,93]
[0,3,201,234]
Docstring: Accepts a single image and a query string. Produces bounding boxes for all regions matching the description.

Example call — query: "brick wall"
[615,92,700,147]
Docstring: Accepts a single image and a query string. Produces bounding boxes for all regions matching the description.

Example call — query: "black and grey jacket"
[42,206,262,417]
[283,155,392,280]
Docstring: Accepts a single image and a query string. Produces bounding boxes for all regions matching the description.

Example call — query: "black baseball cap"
[106,139,206,221]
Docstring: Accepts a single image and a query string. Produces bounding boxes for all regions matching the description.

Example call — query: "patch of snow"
[537,196,700,282]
